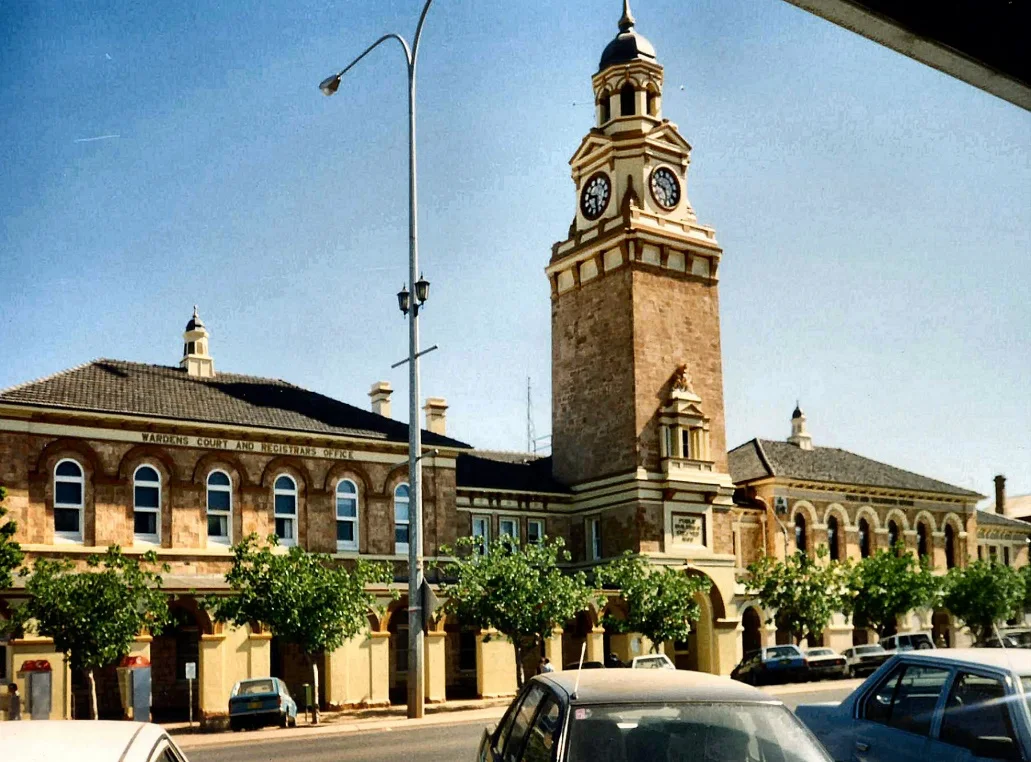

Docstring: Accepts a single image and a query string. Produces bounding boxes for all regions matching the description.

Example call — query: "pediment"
[647,123,692,152]
[569,131,614,168]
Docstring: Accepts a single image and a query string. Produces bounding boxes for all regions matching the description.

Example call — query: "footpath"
[169,678,863,751]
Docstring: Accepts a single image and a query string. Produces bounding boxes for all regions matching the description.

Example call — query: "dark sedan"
[478,668,832,761]
[731,645,810,686]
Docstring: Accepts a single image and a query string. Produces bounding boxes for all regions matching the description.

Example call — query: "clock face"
[580,172,611,220]
[650,166,681,209]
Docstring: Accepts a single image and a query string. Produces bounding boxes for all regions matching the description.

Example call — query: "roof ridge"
[0,358,100,396]
[753,438,775,478]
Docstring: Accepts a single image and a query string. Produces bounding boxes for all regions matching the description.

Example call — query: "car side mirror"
[972,735,1018,760]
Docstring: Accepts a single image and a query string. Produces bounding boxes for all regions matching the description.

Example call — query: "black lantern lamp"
[397,284,411,315]
[414,273,430,304]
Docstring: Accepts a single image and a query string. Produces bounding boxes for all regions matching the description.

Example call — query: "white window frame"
[499,516,519,544]
[394,483,410,555]
[527,518,545,545]
[588,516,602,560]
[54,458,84,542]
[206,470,232,546]
[472,514,490,556]
[133,464,161,545]
[273,474,297,547]
[335,479,359,552]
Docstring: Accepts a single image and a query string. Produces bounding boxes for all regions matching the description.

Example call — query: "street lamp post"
[319,0,435,720]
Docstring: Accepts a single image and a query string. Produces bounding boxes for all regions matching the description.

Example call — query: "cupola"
[592,0,664,129]
[787,402,813,450]
[180,306,215,378]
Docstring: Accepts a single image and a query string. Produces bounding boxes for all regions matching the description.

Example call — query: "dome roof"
[598,0,656,71]
[186,306,205,332]
[792,403,804,419]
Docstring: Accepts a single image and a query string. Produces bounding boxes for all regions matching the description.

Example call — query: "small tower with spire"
[180,306,215,378]
[788,402,813,450]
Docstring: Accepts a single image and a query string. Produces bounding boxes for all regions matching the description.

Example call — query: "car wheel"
[230,719,241,732]
[280,712,289,728]
[289,714,297,728]
[847,665,855,679]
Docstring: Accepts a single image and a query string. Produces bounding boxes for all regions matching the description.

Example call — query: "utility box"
[117,655,152,723]
[20,660,52,720]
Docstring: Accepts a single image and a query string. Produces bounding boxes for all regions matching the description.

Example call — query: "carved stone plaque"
[671,513,705,546]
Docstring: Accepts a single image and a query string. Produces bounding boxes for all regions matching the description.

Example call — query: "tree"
[0,484,25,591]
[595,551,712,653]
[844,545,940,637]
[9,546,170,719]
[203,534,394,724]
[942,560,1025,645]
[745,549,849,645]
[437,536,598,687]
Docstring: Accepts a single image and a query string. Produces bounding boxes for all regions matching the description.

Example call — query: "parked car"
[228,677,298,731]
[878,632,934,653]
[796,648,1031,762]
[562,660,604,671]
[731,644,809,686]
[477,668,832,762]
[0,720,190,762]
[804,647,848,680]
[984,634,1023,649]
[630,653,675,670]
[841,644,890,677]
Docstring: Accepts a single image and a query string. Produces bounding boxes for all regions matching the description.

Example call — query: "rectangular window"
[499,517,519,544]
[527,519,544,545]
[989,545,998,563]
[681,429,691,459]
[940,672,1017,755]
[589,517,602,560]
[1004,546,1011,566]
[472,515,490,556]
[864,664,950,736]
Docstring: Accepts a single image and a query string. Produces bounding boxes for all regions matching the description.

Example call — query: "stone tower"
[549,1,734,559]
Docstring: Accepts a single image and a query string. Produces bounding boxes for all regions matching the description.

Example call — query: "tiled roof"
[0,359,470,448]
[728,438,981,498]
[976,509,1031,532]
[456,451,570,494]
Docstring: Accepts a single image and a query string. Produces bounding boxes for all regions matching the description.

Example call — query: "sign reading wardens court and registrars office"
[139,431,354,460]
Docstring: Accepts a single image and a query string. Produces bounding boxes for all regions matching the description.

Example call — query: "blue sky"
[1,0,1028,500]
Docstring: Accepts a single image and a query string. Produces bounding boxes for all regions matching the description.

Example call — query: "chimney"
[995,474,1006,515]
[424,397,448,436]
[369,381,392,418]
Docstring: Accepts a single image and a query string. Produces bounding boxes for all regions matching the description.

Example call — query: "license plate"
[248,701,262,709]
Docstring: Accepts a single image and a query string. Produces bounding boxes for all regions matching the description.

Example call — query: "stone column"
[714,618,741,676]
[246,629,272,678]
[425,631,447,703]
[543,627,563,671]
[368,632,391,705]
[476,629,516,698]
[585,627,605,663]
[822,613,854,654]
[198,633,228,729]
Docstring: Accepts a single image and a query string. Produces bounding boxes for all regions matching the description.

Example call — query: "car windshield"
[808,649,833,657]
[234,679,275,696]
[854,645,884,654]
[566,702,830,762]
[766,647,798,659]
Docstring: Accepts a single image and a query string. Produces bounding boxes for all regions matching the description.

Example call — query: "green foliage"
[844,545,940,636]
[11,546,170,673]
[204,534,394,656]
[437,537,598,684]
[745,548,849,644]
[595,551,711,650]
[0,484,25,591]
[1020,564,1031,610]
[943,560,1025,645]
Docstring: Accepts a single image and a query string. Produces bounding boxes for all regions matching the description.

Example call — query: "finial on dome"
[618,0,636,32]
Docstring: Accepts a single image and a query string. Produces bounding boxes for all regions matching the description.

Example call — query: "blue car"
[731,644,810,686]
[228,677,297,731]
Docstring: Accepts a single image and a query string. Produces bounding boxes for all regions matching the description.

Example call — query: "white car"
[630,653,675,670]
[878,632,935,653]
[796,649,1031,762]
[0,721,190,762]
[841,644,890,677]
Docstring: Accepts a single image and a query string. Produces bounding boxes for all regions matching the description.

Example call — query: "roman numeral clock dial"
[580,172,611,220]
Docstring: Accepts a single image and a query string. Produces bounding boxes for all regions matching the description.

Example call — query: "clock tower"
[549,1,736,562]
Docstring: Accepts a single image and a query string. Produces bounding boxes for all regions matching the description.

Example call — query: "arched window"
[794,513,807,556]
[859,518,871,558]
[207,470,232,545]
[133,465,161,543]
[394,484,410,554]
[599,91,611,124]
[620,82,635,116]
[827,515,840,561]
[273,475,297,546]
[646,88,659,116]
[336,479,359,552]
[944,524,956,569]
[917,522,930,561]
[887,520,900,555]
[54,459,84,541]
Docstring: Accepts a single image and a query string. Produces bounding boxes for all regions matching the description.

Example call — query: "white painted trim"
[273,473,298,547]
[205,469,233,546]
[132,463,161,545]
[334,478,360,552]
[53,457,84,543]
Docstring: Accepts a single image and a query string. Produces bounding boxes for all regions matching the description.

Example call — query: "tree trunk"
[311,660,320,725]
[87,669,98,720]
[514,645,524,689]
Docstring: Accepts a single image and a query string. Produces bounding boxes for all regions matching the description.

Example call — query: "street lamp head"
[414,274,430,304]
[397,284,411,315]
[319,74,342,96]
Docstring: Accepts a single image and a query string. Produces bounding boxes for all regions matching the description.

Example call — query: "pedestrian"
[7,683,21,721]
[540,657,555,673]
